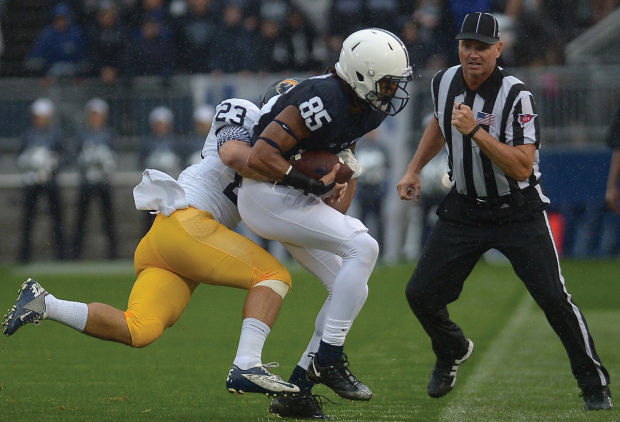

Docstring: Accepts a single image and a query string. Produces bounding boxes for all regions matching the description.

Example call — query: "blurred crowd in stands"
[15,95,216,262]
[2,0,618,263]
[1,0,617,84]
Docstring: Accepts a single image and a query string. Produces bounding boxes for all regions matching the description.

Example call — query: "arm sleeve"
[431,69,443,119]
[216,125,251,152]
[510,92,540,148]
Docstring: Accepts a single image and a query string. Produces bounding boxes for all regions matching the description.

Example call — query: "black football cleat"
[306,353,372,401]
[427,339,474,398]
[581,385,612,410]
[269,393,331,419]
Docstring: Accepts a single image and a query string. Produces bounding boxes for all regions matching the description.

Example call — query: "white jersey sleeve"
[202,98,259,157]
[177,98,260,229]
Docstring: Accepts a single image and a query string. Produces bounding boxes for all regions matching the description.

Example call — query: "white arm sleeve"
[216,125,251,151]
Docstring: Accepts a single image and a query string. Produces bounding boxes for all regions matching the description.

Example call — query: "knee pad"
[346,232,379,265]
[124,310,165,348]
[254,279,290,299]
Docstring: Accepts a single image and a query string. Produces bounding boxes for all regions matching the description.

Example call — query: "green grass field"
[0,259,618,421]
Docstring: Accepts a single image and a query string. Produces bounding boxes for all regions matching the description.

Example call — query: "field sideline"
[0,259,618,421]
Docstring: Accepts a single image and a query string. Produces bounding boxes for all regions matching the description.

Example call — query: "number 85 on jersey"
[300,96,332,131]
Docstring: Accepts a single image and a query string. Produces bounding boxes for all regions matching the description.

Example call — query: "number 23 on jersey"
[215,101,247,126]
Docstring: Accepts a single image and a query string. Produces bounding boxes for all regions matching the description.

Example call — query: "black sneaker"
[306,353,372,401]
[581,385,612,410]
[427,339,474,398]
[269,393,331,419]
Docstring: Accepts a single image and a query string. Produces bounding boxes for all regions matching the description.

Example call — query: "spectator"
[25,3,88,78]
[172,0,218,74]
[257,18,289,72]
[122,16,175,84]
[283,7,320,72]
[209,2,260,73]
[17,98,66,262]
[400,20,437,72]
[321,33,344,71]
[185,104,215,165]
[447,0,493,38]
[71,98,118,260]
[259,0,289,23]
[363,0,401,34]
[353,129,390,254]
[140,106,182,175]
[411,1,452,68]
[328,0,364,37]
[124,0,172,37]
[139,106,183,233]
[86,1,127,84]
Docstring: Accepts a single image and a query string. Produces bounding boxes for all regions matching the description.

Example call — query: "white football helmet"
[335,28,413,115]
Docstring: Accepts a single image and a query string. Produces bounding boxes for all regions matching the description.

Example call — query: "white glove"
[337,148,363,178]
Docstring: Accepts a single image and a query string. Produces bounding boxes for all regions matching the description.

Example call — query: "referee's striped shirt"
[432,65,550,204]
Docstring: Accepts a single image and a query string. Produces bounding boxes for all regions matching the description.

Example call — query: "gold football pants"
[125,207,291,347]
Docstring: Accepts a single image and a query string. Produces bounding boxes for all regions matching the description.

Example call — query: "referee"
[397,12,611,410]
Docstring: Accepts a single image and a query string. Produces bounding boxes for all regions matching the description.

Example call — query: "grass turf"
[0,259,618,421]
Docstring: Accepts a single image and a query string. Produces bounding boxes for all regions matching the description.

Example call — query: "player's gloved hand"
[281,166,335,196]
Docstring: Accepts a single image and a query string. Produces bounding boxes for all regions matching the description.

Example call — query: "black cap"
[455,12,500,44]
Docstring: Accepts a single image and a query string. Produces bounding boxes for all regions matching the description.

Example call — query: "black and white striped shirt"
[432,65,549,204]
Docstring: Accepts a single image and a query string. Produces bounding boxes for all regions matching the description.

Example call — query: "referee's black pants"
[405,211,610,388]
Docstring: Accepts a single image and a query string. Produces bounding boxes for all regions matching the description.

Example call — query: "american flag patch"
[475,111,495,126]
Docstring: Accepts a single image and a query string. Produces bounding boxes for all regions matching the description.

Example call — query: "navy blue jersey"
[252,73,386,157]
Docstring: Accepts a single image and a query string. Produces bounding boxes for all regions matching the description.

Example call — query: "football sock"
[233,318,270,370]
[317,340,344,366]
[44,294,88,332]
[289,365,315,393]
[321,317,350,347]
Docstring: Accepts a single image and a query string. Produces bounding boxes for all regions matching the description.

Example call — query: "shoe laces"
[335,354,364,387]
[311,393,338,410]
[261,362,280,370]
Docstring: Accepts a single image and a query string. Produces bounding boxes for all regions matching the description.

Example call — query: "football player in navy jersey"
[237,28,412,417]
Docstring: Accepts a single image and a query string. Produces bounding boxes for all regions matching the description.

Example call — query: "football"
[289,150,354,183]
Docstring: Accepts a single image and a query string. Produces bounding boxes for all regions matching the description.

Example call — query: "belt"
[458,189,528,210]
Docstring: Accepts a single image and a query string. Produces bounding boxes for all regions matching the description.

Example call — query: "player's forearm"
[219,140,271,181]
[247,141,291,181]
[471,129,535,181]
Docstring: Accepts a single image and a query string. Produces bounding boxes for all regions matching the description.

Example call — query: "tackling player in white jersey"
[2,93,301,397]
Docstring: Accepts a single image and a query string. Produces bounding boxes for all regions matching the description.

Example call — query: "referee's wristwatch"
[468,124,481,138]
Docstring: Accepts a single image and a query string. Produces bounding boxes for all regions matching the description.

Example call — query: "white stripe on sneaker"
[440,293,533,420]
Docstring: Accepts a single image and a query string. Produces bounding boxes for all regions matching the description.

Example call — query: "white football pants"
[238,179,378,355]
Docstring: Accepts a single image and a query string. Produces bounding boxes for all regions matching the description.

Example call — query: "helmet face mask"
[335,28,413,116]
[366,73,412,115]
